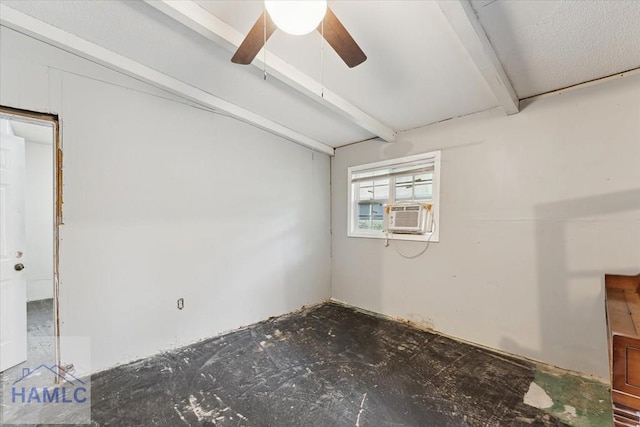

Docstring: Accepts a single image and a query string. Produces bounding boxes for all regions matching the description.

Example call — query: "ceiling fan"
[231,0,367,68]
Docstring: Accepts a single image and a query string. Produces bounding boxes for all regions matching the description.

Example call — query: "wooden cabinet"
[605,273,640,426]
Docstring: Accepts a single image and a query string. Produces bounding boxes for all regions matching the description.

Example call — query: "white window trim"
[347,150,441,242]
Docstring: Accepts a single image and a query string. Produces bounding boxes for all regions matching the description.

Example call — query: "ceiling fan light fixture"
[265,0,327,36]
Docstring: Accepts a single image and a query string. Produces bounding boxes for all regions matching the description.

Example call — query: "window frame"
[347,150,441,242]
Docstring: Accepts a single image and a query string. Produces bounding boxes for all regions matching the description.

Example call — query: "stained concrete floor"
[2,301,610,426]
[0,299,55,389]
[0,299,57,425]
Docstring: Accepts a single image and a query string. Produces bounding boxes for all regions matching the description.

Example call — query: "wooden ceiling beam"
[144,0,397,142]
[437,0,519,115]
[0,5,335,156]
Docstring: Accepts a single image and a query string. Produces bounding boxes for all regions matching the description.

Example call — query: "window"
[347,151,441,242]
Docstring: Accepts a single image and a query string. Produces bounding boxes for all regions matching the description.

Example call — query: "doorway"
[0,106,61,380]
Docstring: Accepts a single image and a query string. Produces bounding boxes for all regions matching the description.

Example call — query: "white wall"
[1,27,331,373]
[332,74,640,380]
[25,140,54,302]
[4,14,638,382]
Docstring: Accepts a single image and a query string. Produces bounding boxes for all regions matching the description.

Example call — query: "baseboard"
[328,297,609,385]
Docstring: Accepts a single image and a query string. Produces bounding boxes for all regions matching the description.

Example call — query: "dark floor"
[0,299,55,388]
[86,302,564,427]
[0,299,56,425]
[2,301,572,426]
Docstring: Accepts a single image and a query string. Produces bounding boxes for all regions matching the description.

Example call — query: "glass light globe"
[265,0,328,35]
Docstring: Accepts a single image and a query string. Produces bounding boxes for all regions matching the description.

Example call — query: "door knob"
[14,263,25,271]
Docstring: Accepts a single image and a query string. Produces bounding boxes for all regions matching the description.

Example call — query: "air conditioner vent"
[395,211,418,227]
[384,202,432,234]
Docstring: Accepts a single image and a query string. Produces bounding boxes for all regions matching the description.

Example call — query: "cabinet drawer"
[613,335,640,409]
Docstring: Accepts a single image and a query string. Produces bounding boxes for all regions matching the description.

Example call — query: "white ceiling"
[471,0,640,98]
[2,0,639,150]
[194,1,500,131]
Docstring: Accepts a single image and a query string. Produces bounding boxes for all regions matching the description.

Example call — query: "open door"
[0,129,27,372]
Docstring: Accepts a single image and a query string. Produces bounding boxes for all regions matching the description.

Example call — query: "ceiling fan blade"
[318,7,367,68]
[231,12,277,65]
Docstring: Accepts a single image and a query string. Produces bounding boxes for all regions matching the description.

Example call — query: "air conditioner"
[384,203,432,234]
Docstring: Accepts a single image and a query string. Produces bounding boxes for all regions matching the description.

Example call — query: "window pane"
[359,181,373,200]
[371,202,384,230]
[414,183,432,199]
[359,189,372,200]
[371,203,384,220]
[349,151,439,238]
[358,220,371,230]
[414,173,433,183]
[357,203,372,231]
[374,182,389,199]
[395,183,412,200]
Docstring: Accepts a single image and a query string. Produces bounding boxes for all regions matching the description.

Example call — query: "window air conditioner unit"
[385,203,432,234]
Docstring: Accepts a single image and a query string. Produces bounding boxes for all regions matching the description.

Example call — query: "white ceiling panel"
[197,0,501,132]
[2,0,638,148]
[2,0,374,147]
[472,0,640,98]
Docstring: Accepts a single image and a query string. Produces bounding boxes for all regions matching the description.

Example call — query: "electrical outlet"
[177,298,184,310]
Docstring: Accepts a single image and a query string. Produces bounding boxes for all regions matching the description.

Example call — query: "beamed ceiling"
[1,0,639,155]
